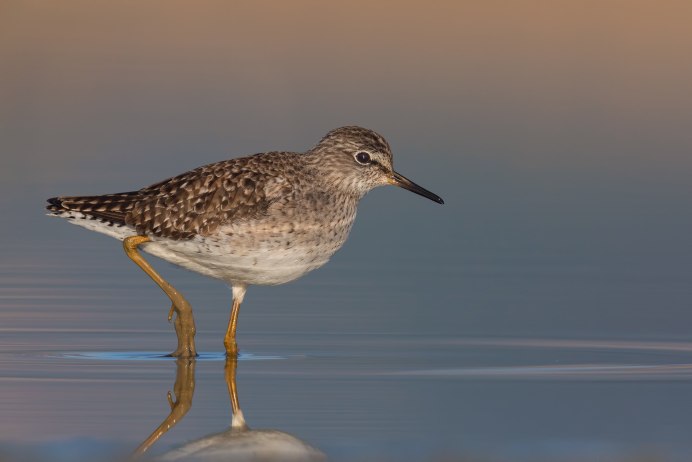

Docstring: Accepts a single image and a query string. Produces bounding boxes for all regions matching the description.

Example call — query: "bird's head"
[309,126,444,204]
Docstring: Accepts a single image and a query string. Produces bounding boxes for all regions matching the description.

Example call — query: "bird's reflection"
[133,358,325,461]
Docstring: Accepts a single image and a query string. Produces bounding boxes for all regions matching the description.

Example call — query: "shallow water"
[2,244,692,462]
[4,2,692,460]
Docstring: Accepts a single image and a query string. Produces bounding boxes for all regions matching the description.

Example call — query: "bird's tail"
[46,191,140,225]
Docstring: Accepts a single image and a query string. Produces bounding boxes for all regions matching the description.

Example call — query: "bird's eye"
[355,151,371,165]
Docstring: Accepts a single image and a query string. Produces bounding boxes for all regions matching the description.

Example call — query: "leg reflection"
[132,359,196,457]
[132,356,325,461]
[225,356,248,430]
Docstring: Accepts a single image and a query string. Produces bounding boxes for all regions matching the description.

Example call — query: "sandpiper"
[47,126,443,357]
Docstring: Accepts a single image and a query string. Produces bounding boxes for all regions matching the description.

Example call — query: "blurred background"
[1,1,692,461]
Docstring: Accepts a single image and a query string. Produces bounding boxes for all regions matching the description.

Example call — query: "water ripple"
[56,351,284,361]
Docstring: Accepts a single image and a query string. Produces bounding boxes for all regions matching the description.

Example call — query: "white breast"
[141,233,336,286]
[51,199,356,287]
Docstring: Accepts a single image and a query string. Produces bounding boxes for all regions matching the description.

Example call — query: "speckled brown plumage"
[48,126,442,281]
[46,126,443,356]
[48,152,302,240]
[48,127,398,238]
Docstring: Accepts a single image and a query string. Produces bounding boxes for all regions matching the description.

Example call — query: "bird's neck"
[303,155,367,202]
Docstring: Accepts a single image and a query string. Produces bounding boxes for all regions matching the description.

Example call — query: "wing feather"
[126,153,298,239]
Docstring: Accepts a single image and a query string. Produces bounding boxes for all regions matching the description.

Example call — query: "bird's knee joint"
[123,235,150,251]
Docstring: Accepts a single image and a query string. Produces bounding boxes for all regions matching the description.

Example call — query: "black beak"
[390,171,444,204]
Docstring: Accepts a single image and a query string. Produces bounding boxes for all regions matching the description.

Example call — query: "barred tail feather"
[46,191,139,226]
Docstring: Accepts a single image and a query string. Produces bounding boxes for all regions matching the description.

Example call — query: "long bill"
[389,171,444,204]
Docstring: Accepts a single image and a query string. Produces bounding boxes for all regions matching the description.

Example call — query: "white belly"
[141,235,332,286]
[54,208,352,286]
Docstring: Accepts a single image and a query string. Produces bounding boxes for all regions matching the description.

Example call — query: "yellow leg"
[123,235,197,357]
[224,298,242,357]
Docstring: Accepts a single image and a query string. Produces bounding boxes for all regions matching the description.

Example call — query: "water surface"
[3,2,692,461]
[2,249,692,461]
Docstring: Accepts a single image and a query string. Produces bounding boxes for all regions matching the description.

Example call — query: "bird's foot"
[224,338,239,358]
[168,344,197,358]
[167,303,198,358]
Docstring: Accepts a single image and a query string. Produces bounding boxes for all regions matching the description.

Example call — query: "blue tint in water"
[58,351,284,361]
[3,2,692,460]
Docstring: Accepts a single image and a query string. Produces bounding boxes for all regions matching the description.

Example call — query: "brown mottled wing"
[126,153,296,240]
